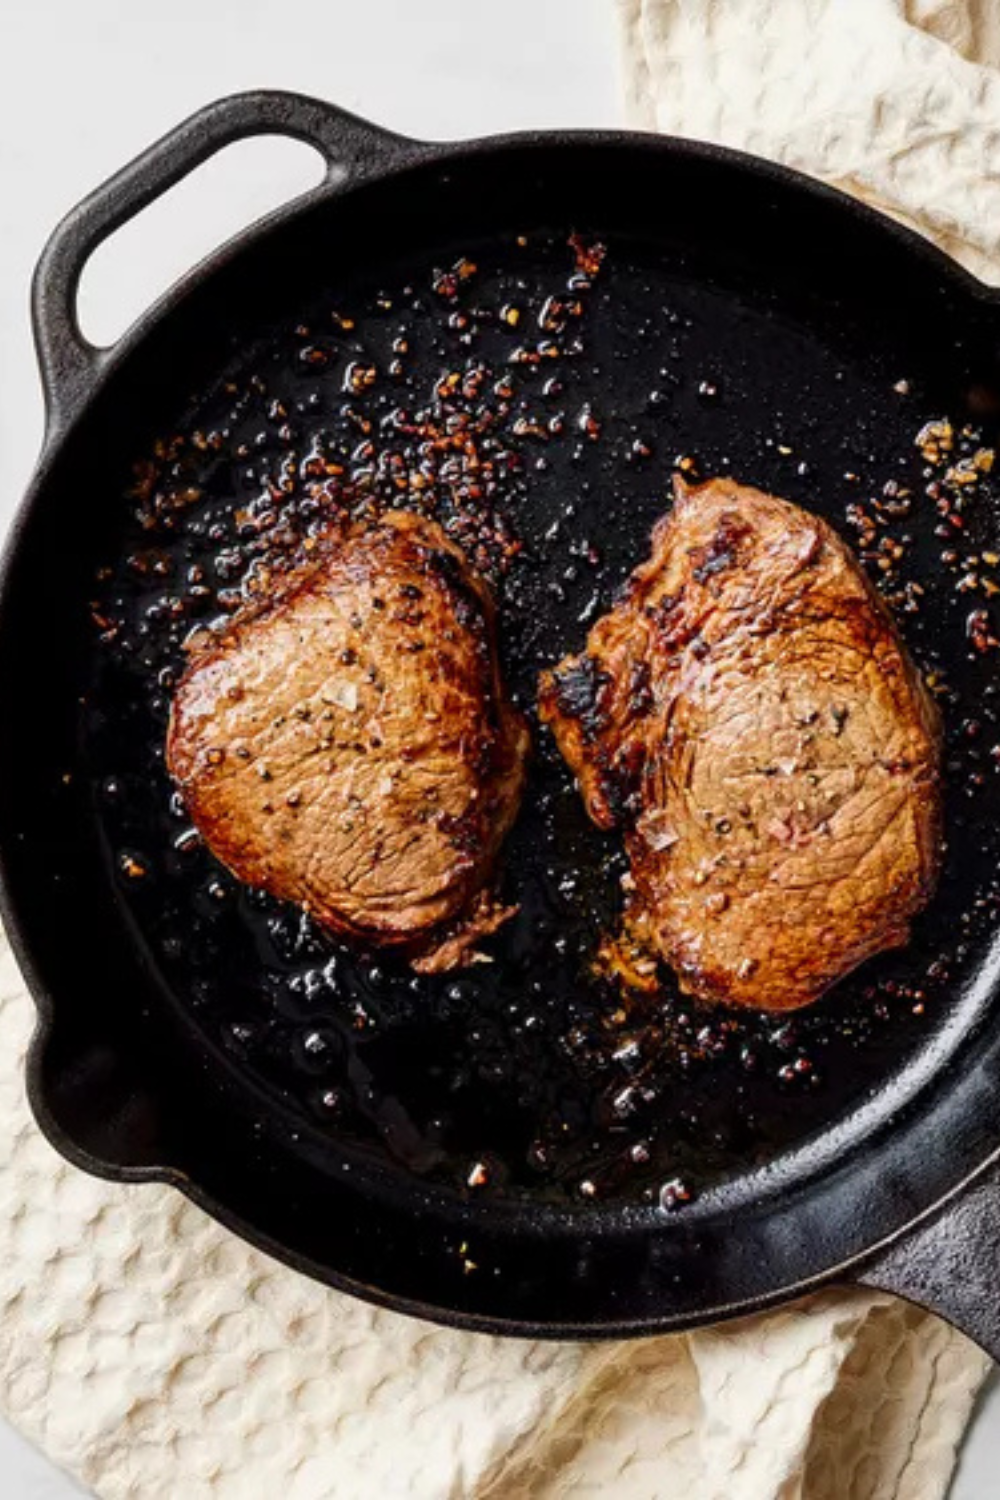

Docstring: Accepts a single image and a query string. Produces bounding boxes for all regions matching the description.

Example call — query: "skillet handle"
[31,89,415,433]
[853,1151,1000,1363]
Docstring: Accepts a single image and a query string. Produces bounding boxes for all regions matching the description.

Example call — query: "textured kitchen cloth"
[2,1,999,1494]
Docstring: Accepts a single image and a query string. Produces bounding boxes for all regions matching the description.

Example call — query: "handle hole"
[77,136,326,348]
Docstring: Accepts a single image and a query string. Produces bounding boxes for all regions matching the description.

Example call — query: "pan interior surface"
[7,140,1000,1327]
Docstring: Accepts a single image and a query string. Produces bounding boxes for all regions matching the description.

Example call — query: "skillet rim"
[6,102,1000,1337]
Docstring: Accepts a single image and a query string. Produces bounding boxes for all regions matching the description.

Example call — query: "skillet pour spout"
[8,88,1000,1356]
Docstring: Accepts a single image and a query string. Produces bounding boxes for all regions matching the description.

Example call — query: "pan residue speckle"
[88,229,1000,1209]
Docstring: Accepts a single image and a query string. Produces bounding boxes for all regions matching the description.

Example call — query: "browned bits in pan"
[88,223,1000,1209]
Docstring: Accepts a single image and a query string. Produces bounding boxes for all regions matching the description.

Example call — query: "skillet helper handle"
[854,1151,1000,1363]
[31,90,414,432]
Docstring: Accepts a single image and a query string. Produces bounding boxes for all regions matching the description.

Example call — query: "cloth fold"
[2,1,999,1493]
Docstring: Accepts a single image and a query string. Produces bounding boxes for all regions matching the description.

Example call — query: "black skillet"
[7,89,1000,1352]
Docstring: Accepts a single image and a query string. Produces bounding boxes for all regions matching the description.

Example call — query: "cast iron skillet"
[7,90,1000,1352]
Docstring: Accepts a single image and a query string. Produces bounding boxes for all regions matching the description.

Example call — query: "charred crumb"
[118,851,150,880]
[916,418,954,466]
[568,233,607,280]
[968,608,1000,653]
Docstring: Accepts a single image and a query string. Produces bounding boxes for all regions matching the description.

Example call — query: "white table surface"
[0,1,997,1495]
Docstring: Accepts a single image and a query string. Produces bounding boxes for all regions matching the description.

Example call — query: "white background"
[0,1,997,1494]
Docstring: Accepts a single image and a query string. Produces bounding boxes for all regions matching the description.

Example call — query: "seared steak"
[539,477,942,1012]
[168,511,529,963]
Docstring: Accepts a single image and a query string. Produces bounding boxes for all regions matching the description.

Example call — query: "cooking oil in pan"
[88,230,1000,1208]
